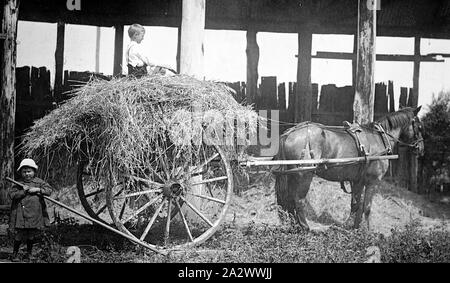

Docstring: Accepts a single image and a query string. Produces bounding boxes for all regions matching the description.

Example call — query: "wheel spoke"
[170,147,182,178]
[188,153,220,176]
[122,195,163,224]
[127,175,164,188]
[148,143,175,182]
[207,184,216,198]
[175,199,193,242]
[113,189,162,200]
[190,176,228,186]
[164,199,172,246]
[113,187,125,197]
[140,198,166,241]
[159,147,171,180]
[95,204,107,216]
[179,196,214,227]
[85,188,104,198]
[185,191,226,204]
[118,199,127,221]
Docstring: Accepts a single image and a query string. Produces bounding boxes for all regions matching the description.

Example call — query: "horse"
[275,106,425,230]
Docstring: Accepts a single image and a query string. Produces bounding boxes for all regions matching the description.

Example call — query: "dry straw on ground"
[19,74,258,189]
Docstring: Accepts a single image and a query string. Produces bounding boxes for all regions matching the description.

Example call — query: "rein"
[373,122,423,150]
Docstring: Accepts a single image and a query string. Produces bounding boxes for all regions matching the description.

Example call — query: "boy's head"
[128,24,145,43]
[17,158,38,181]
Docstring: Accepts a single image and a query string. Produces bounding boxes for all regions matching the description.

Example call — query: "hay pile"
[19,74,258,186]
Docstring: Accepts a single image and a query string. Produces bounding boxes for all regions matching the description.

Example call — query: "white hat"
[17,158,38,172]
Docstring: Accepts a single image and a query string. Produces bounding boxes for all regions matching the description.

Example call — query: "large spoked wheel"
[77,161,119,225]
[105,144,233,251]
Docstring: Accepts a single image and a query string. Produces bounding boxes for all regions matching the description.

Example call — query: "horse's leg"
[344,180,365,229]
[275,171,296,220]
[362,179,379,230]
[289,172,313,230]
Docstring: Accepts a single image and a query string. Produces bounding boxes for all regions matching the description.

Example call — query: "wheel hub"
[162,182,183,198]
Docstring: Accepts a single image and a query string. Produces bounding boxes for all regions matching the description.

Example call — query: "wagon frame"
[71,148,398,253]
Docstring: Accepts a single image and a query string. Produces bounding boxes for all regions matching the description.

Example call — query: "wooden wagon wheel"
[105,144,233,250]
[77,161,119,225]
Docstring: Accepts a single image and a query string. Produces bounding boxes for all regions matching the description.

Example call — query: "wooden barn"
[1,0,450,208]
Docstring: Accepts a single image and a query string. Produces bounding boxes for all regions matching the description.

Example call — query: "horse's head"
[400,106,425,157]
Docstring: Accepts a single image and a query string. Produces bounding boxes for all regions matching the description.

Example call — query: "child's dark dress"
[9,177,52,241]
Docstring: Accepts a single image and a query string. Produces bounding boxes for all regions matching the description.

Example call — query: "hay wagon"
[17,73,257,254]
[17,73,400,254]
[74,147,398,253]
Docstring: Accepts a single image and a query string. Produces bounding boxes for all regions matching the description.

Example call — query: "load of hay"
[19,74,258,188]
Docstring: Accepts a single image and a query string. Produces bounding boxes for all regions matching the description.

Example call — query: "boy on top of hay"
[126,23,170,78]
[8,158,53,262]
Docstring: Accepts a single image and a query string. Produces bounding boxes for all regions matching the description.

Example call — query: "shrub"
[378,220,450,263]
[421,91,450,182]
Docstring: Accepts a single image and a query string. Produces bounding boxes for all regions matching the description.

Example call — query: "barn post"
[176,26,181,73]
[0,0,19,206]
[179,0,206,210]
[409,37,421,193]
[296,29,312,122]
[353,0,376,124]
[95,26,101,73]
[352,34,357,87]
[411,36,420,107]
[246,28,259,107]
[179,0,205,79]
[54,21,65,102]
[113,24,124,76]
[245,0,259,107]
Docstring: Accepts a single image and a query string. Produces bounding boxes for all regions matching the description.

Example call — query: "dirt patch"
[228,172,450,237]
[44,169,450,239]
[367,182,450,236]
[227,171,280,227]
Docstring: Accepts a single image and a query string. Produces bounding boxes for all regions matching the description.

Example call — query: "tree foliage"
[421,91,450,174]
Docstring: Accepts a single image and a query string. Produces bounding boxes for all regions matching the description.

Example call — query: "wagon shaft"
[240,155,399,168]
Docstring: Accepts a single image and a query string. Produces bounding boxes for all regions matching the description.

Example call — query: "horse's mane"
[371,107,415,131]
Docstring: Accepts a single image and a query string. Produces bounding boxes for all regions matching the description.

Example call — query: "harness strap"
[373,123,392,154]
[341,122,372,194]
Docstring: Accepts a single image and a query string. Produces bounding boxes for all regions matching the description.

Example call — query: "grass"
[2,216,448,263]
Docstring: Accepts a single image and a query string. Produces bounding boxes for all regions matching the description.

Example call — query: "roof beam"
[311,51,446,62]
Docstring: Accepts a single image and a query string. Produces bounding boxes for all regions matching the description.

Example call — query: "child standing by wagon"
[8,158,53,262]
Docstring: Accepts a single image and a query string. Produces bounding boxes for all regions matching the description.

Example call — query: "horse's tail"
[274,134,295,218]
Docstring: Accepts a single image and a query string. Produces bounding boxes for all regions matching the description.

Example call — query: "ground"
[229,169,450,236]
[1,169,449,263]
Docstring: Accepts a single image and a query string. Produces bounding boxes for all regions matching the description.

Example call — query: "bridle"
[374,116,424,153]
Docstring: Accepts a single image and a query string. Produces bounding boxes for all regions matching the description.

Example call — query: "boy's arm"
[139,54,155,68]
[133,45,156,68]
[37,180,53,196]
[9,185,26,200]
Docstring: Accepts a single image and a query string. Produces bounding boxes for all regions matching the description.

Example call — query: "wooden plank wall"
[15,67,111,146]
[61,70,111,100]
[14,66,54,172]
[15,66,53,141]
